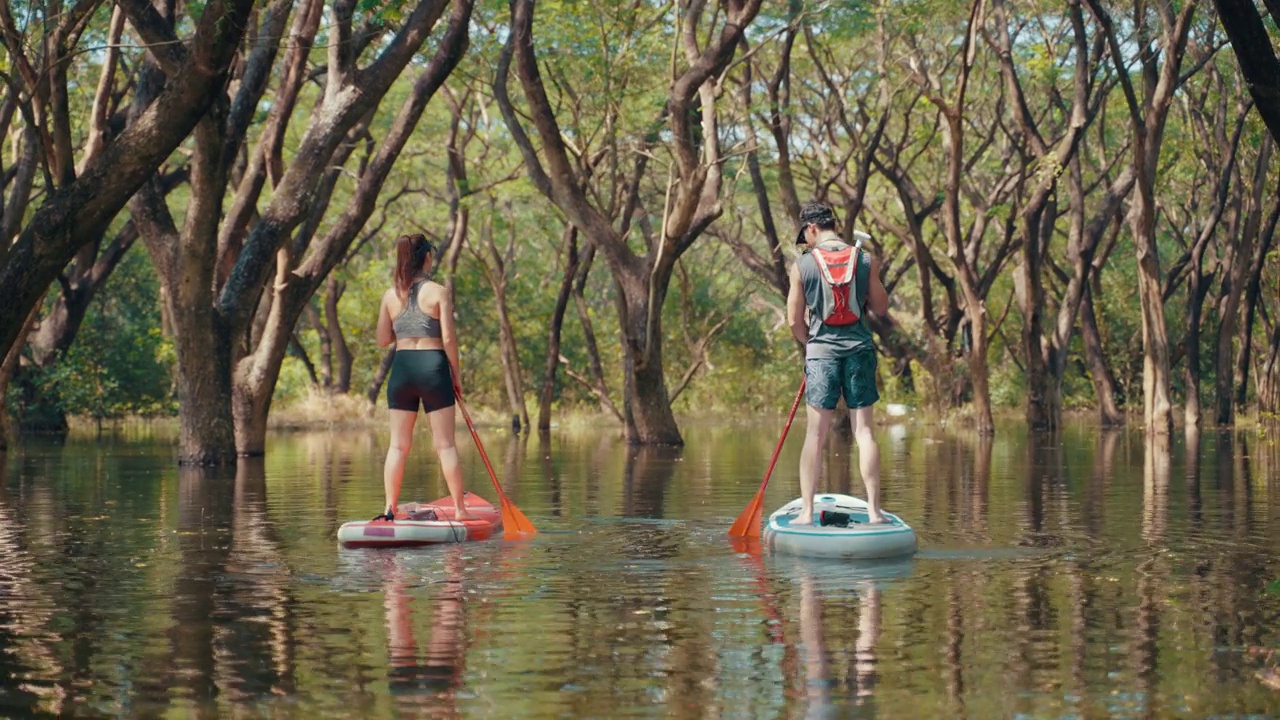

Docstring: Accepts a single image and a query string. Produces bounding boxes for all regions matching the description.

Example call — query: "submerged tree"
[497,0,764,445]
[129,0,473,463]
[0,0,256,447]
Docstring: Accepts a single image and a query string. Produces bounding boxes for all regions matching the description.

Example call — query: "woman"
[374,234,473,521]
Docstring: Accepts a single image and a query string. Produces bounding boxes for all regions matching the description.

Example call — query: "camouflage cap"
[796,201,837,244]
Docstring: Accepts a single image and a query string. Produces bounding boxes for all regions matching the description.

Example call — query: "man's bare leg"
[795,404,834,525]
[851,405,886,523]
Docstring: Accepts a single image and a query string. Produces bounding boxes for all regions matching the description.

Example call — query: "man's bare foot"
[790,507,815,526]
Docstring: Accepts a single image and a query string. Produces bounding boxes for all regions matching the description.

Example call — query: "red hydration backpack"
[811,244,862,326]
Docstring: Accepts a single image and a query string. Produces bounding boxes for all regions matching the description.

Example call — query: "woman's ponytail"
[394,234,434,296]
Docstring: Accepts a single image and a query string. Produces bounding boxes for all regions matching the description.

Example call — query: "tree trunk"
[538,225,579,432]
[1081,284,1124,427]
[479,207,530,433]
[0,305,41,450]
[933,1,993,434]
[1084,0,1197,435]
[1183,258,1209,429]
[305,304,333,388]
[324,276,353,394]
[174,308,237,465]
[1216,136,1272,423]
[367,348,395,407]
[494,281,529,433]
[1020,200,1054,430]
[289,333,321,388]
[495,0,760,446]
[1213,0,1280,143]
[622,285,682,445]
[1235,194,1280,407]
[967,306,995,434]
[1132,148,1175,435]
[0,0,256,361]
[27,214,143,360]
[1262,321,1280,413]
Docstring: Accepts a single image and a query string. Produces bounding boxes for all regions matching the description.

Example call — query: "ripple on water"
[2,426,1280,718]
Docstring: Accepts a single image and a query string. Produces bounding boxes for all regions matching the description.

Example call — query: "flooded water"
[2,420,1280,718]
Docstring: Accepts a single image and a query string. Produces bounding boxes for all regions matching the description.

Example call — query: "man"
[786,201,889,525]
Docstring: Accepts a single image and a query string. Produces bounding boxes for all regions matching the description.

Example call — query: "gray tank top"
[798,241,873,359]
[392,279,442,339]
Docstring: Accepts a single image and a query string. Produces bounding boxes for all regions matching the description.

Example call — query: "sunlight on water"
[2,421,1280,717]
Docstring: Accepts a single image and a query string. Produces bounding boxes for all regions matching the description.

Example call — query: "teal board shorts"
[805,351,880,410]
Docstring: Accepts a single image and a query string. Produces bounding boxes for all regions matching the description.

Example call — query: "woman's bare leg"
[383,409,418,514]
[427,404,474,519]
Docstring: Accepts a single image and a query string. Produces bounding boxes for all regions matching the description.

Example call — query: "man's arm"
[787,263,809,346]
[866,254,889,317]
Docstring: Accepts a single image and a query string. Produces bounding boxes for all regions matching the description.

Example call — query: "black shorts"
[387,349,455,413]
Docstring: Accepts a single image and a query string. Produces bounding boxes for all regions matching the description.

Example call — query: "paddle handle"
[755,378,806,495]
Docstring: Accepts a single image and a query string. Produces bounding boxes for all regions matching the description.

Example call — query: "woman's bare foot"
[866,511,889,525]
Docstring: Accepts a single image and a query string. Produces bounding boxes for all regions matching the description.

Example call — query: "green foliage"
[19,0,1280,430]
[42,248,175,421]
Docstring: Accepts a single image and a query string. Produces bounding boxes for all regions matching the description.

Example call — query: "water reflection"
[622,446,680,518]
[0,451,58,715]
[384,549,466,718]
[1,424,1280,717]
[795,564,884,719]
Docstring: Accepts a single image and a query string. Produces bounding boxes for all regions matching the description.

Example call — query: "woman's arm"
[376,290,395,347]
[439,287,462,394]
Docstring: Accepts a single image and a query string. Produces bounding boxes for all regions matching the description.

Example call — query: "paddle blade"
[454,395,537,540]
[499,498,537,539]
[728,492,764,539]
[729,535,762,556]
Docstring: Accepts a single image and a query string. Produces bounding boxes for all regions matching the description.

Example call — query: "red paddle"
[454,390,536,539]
[729,378,806,539]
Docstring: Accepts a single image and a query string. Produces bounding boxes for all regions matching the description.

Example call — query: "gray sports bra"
[392,279,442,339]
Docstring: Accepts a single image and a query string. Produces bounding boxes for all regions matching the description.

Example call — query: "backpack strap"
[812,245,858,286]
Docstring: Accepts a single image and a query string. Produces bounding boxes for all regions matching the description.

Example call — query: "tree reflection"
[621,445,681,519]
[151,464,237,715]
[0,453,56,715]
[945,573,964,717]
[1081,429,1121,540]
[1142,433,1170,545]
[384,548,466,718]
[969,434,992,540]
[137,460,296,714]
[1133,432,1170,718]
[1185,428,1202,527]
[221,458,295,700]
[538,434,562,516]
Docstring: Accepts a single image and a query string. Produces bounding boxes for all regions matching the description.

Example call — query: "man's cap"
[796,201,837,244]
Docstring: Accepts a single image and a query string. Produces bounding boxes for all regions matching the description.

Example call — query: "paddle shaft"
[454,394,504,499]
[755,378,806,496]
[729,377,806,538]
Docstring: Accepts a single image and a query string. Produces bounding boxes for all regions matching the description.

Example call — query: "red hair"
[394,234,434,296]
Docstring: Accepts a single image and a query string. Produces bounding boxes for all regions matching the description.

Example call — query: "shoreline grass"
[37,395,1280,443]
